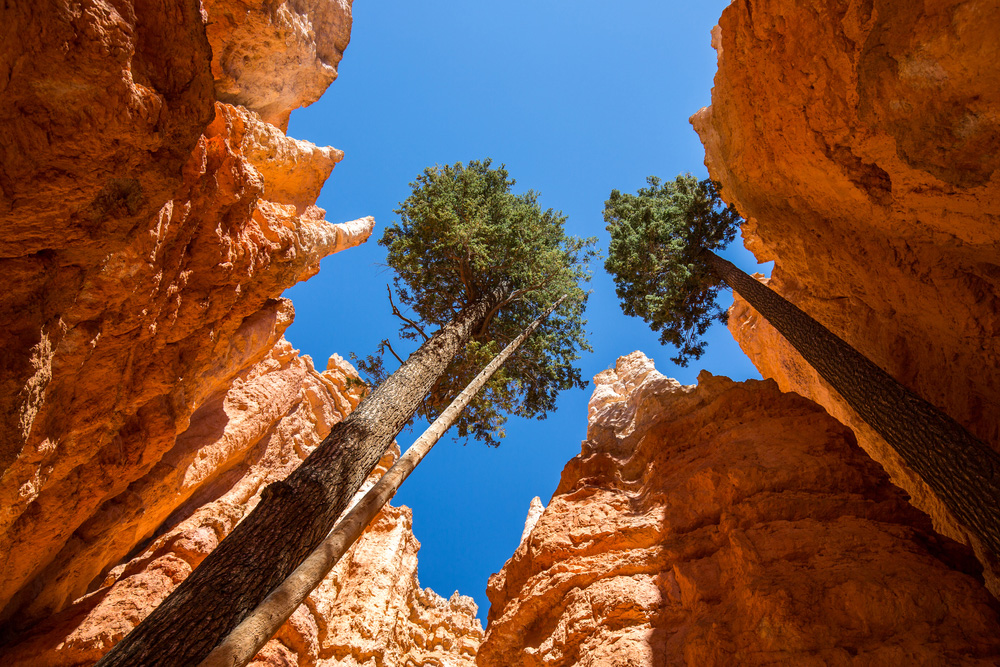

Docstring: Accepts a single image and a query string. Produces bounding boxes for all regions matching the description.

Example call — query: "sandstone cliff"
[0,1,482,664]
[691,0,1000,590]
[5,348,482,666]
[0,0,370,628]
[479,352,1000,666]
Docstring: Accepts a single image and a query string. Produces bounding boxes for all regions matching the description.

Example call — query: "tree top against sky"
[604,174,742,366]
[358,159,599,445]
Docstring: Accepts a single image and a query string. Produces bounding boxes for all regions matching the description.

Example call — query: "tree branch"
[386,285,430,342]
[382,340,405,366]
[475,273,562,337]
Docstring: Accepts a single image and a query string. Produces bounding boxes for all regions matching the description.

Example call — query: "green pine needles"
[604,174,742,366]
[358,159,597,446]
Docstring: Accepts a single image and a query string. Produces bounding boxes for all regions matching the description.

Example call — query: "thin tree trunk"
[199,296,566,667]
[97,285,511,667]
[705,250,1000,560]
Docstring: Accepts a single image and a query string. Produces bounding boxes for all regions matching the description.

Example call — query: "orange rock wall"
[205,0,353,130]
[478,353,1000,666]
[691,0,1000,589]
[0,1,483,665]
[0,0,372,629]
[5,349,482,666]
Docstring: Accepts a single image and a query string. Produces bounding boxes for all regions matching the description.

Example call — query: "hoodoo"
[0,2,480,664]
[479,353,1000,666]
[3,0,999,664]
[691,0,1000,591]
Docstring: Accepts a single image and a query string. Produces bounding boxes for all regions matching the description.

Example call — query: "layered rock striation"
[691,0,1000,589]
[5,349,482,665]
[0,0,371,630]
[479,352,1000,666]
[1,1,482,664]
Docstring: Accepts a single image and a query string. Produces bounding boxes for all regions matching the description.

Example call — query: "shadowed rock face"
[5,350,483,666]
[0,0,371,630]
[690,0,1000,590]
[0,2,483,663]
[478,352,1000,666]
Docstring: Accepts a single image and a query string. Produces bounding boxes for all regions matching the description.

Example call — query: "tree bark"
[198,295,566,667]
[97,286,511,667]
[705,250,1000,560]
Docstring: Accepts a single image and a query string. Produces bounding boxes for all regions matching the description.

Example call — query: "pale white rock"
[519,496,545,547]
[333,215,377,253]
[587,351,692,453]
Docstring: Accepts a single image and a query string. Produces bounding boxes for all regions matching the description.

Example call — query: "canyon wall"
[5,348,482,666]
[691,0,1000,589]
[0,1,482,664]
[478,352,1000,666]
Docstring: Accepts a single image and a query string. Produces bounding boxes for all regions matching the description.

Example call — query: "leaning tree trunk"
[97,286,511,667]
[704,250,1000,561]
[199,295,567,667]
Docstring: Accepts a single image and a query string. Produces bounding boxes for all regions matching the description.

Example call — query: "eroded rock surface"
[205,0,354,129]
[691,0,1000,589]
[282,501,483,667]
[0,0,368,631]
[479,352,1000,666]
[0,4,483,664]
[5,349,483,666]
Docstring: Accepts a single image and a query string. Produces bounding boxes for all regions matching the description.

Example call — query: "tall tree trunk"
[97,286,511,667]
[199,295,567,667]
[704,250,1000,560]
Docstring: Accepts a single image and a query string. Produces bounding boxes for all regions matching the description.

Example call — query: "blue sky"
[284,0,766,619]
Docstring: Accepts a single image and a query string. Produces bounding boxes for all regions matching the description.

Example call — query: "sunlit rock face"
[478,352,1000,666]
[5,350,483,666]
[277,498,483,667]
[691,0,1000,591]
[3,347,362,665]
[0,3,481,664]
[205,0,354,130]
[0,0,368,636]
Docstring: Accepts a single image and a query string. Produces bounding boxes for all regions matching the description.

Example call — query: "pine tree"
[358,159,596,445]
[98,161,595,666]
[604,173,1000,567]
[200,297,567,667]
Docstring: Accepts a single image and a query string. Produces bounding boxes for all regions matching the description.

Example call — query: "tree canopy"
[357,159,597,445]
[604,174,742,366]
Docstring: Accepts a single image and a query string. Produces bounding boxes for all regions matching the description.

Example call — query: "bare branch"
[386,285,430,342]
[382,340,405,366]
